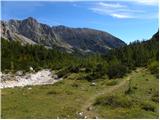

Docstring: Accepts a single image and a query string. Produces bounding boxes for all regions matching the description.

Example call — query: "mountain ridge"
[1,17,126,54]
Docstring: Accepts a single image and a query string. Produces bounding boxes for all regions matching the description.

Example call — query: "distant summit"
[152,31,159,40]
[1,17,126,54]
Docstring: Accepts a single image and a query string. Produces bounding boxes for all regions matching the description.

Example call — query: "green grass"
[1,72,112,118]
[93,68,159,119]
[1,68,159,119]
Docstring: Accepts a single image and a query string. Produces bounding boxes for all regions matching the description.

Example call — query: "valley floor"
[1,68,159,119]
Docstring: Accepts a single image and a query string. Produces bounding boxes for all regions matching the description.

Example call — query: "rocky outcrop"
[1,17,126,54]
[0,69,62,88]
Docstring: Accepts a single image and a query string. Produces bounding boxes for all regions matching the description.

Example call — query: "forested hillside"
[103,32,159,78]
[1,31,159,79]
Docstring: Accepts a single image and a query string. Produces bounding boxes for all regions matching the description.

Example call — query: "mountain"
[151,31,159,40]
[1,17,126,54]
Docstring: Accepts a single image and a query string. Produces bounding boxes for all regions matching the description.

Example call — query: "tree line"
[1,35,159,79]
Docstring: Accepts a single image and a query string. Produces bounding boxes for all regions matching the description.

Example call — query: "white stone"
[29,67,33,71]
[79,112,83,116]
[28,87,32,90]
[16,71,23,76]
[91,82,96,86]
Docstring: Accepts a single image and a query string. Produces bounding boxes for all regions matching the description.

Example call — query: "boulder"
[91,82,96,86]
[16,71,23,76]
[29,67,33,71]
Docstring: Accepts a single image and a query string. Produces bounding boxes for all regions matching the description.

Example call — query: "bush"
[84,64,107,81]
[107,64,128,79]
[85,67,92,73]
[69,66,80,73]
[56,68,70,78]
[47,91,58,95]
[106,80,118,86]
[151,91,159,103]
[84,71,103,82]
[94,95,133,108]
[84,74,95,81]
[56,65,80,78]
[71,83,79,88]
[141,101,156,112]
[148,61,159,77]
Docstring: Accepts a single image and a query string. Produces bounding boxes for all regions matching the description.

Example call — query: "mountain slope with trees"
[1,31,158,79]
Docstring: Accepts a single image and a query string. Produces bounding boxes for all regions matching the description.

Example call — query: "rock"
[28,87,32,90]
[1,17,126,55]
[77,112,84,118]
[87,106,93,111]
[0,69,63,88]
[53,75,58,79]
[29,67,33,71]
[59,78,63,81]
[91,82,96,86]
[16,71,23,76]
[79,112,83,116]
[93,116,99,119]
[25,74,31,79]
[80,68,86,72]
[1,75,6,81]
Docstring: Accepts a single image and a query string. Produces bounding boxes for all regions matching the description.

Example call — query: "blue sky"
[1,0,159,44]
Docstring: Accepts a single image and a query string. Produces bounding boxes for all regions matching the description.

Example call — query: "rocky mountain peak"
[24,17,38,24]
[1,17,126,54]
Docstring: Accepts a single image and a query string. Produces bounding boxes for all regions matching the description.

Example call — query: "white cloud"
[89,2,137,19]
[111,13,133,18]
[131,0,158,6]
[90,7,134,19]
[89,1,158,19]
[98,2,126,8]
[2,0,158,5]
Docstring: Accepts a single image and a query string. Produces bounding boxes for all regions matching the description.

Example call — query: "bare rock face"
[0,69,63,88]
[1,17,126,54]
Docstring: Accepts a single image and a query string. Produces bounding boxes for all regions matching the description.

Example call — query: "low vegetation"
[92,69,158,119]
[1,68,158,118]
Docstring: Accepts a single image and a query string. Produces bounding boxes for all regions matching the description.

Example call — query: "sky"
[1,0,159,44]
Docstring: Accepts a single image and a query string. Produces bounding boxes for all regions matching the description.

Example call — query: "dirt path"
[81,76,130,118]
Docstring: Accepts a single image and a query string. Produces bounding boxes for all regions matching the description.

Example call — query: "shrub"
[94,95,133,108]
[132,86,138,90]
[84,73,97,81]
[141,101,156,112]
[84,63,108,81]
[151,91,159,103]
[125,79,134,95]
[84,71,103,82]
[56,68,70,78]
[106,80,118,86]
[47,91,59,95]
[56,65,80,78]
[148,61,159,77]
[107,64,128,79]
[69,66,80,73]
[85,67,92,73]
[71,83,79,88]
